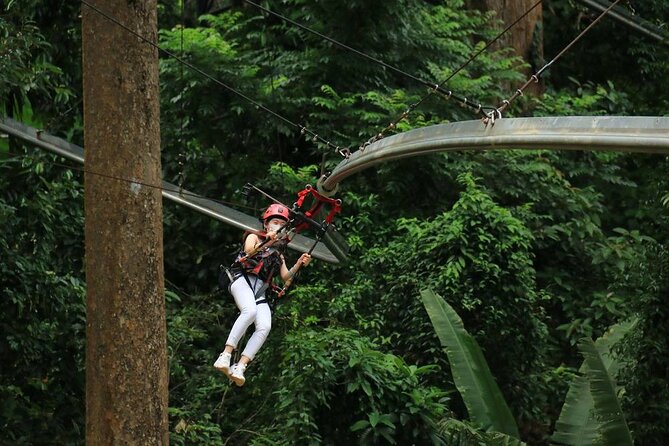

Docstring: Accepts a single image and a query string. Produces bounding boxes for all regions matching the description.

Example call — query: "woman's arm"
[243,231,279,256]
[243,233,262,255]
[279,253,311,282]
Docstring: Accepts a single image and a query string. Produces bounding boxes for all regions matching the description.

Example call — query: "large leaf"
[579,338,633,446]
[551,319,637,445]
[420,288,519,438]
[551,372,598,446]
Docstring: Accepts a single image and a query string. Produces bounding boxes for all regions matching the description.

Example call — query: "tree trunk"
[467,0,543,94]
[82,1,168,444]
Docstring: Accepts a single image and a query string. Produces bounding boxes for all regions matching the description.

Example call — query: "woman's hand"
[281,253,313,285]
[297,253,311,267]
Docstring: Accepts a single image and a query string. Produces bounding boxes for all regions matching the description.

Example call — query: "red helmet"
[261,204,289,222]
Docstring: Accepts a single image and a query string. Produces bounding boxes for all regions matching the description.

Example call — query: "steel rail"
[320,116,669,192]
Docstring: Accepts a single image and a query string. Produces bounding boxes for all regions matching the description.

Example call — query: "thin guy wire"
[242,0,460,98]
[177,0,187,194]
[243,0,424,83]
[80,0,342,154]
[268,49,287,194]
[358,0,543,151]
[80,0,531,161]
[5,150,259,212]
[491,0,622,120]
[242,0,495,117]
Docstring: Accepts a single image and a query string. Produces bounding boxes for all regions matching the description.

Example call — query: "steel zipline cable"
[357,0,543,151]
[80,0,540,160]
[243,0,425,84]
[80,0,346,157]
[242,0,490,112]
[488,0,622,121]
[242,0,542,153]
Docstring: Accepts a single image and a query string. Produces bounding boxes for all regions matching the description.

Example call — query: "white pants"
[225,275,272,361]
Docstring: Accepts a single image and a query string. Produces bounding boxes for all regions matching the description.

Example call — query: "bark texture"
[468,0,544,94]
[82,1,168,444]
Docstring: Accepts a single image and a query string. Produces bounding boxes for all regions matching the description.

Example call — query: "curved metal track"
[320,116,669,192]
[0,117,347,264]
[6,115,668,265]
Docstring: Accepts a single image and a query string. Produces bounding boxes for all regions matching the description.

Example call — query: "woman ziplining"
[214,184,342,386]
[213,203,311,386]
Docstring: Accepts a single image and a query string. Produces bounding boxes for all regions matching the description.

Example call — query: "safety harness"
[231,235,287,305]
[220,184,342,304]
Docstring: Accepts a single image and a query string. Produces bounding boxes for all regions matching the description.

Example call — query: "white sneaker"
[213,352,232,375]
[229,363,246,387]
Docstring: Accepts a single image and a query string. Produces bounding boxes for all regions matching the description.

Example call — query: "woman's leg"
[224,277,259,349]
[240,302,272,362]
[229,302,271,386]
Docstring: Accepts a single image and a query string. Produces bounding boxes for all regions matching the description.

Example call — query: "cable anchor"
[483,108,502,126]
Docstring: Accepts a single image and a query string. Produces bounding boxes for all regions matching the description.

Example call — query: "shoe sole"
[230,375,245,387]
[214,364,231,376]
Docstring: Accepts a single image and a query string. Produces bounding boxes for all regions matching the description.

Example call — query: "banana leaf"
[551,372,598,446]
[420,288,519,438]
[551,319,637,445]
[579,338,633,446]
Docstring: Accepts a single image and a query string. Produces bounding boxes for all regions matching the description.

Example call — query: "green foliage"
[154,0,528,299]
[247,327,448,445]
[3,0,669,444]
[618,243,669,445]
[420,288,519,438]
[163,284,451,445]
[0,0,78,127]
[165,288,229,446]
[543,0,669,114]
[0,14,61,113]
[532,79,633,117]
[155,0,524,192]
[462,149,642,348]
[0,149,86,445]
[436,418,527,446]
[341,173,549,427]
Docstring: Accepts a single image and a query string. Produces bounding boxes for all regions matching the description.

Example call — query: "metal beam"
[575,0,668,45]
[321,116,669,192]
[0,117,348,264]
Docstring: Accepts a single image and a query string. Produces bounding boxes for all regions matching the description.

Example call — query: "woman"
[214,203,311,386]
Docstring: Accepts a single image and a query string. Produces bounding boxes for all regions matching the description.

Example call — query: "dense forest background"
[1,0,668,444]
